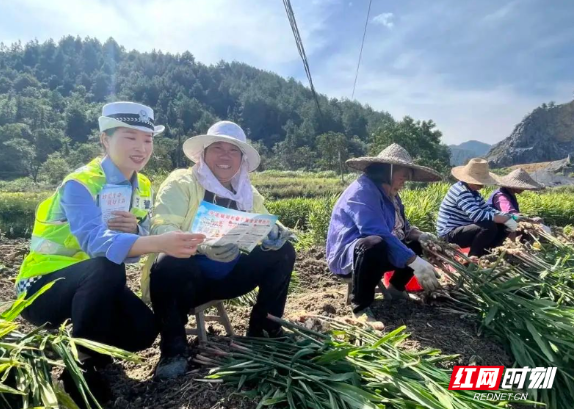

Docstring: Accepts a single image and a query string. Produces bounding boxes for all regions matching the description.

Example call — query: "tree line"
[0,36,450,183]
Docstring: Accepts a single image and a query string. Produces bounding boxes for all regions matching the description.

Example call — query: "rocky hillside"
[449,140,491,165]
[487,100,574,168]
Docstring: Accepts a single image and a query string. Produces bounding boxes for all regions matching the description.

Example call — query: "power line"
[351,0,373,99]
[283,0,322,116]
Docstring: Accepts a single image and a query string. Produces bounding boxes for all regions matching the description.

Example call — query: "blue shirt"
[60,156,149,264]
[326,175,415,275]
[437,181,499,237]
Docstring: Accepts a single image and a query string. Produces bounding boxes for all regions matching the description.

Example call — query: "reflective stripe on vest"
[17,158,152,282]
[30,235,80,257]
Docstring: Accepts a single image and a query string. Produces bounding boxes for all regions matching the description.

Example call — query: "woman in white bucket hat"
[16,102,205,406]
[144,121,295,379]
[437,158,518,257]
[327,143,443,329]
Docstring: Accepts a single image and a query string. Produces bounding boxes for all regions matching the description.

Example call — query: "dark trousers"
[350,236,422,313]
[445,220,509,257]
[22,258,158,357]
[150,243,295,357]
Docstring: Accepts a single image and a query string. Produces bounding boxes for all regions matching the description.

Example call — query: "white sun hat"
[183,121,261,172]
[98,101,165,135]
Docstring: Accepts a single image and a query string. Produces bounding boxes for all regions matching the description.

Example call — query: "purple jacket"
[326,175,415,275]
[487,188,520,214]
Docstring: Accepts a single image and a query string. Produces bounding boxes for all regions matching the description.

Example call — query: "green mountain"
[0,36,450,180]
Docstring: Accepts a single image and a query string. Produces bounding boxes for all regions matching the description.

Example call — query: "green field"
[2,172,574,242]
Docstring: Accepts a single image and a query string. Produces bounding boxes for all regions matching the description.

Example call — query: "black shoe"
[246,327,264,337]
[155,354,188,380]
[267,327,287,338]
[60,364,112,409]
[246,327,287,339]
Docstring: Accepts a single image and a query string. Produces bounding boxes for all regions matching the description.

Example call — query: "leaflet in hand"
[99,184,132,225]
[191,201,278,252]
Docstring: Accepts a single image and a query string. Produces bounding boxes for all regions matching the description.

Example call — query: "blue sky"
[1,0,573,145]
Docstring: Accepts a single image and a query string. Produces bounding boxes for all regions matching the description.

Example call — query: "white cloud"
[0,0,333,69]
[314,52,573,145]
[372,12,394,29]
[482,1,518,23]
[1,0,571,147]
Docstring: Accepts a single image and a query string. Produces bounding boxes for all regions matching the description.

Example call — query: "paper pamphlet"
[99,184,132,224]
[191,201,278,252]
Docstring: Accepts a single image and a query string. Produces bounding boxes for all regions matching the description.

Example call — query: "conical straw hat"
[346,143,442,182]
[451,158,499,186]
[497,168,545,191]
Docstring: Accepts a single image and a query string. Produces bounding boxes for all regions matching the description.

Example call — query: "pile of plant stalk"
[0,282,140,409]
[424,224,574,409]
[196,315,515,409]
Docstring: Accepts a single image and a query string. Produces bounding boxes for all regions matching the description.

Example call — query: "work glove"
[418,232,438,243]
[408,256,441,292]
[541,224,552,235]
[262,223,293,251]
[531,216,543,223]
[504,217,518,232]
[197,242,240,263]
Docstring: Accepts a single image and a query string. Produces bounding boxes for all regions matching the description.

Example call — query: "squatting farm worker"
[437,158,518,257]
[326,144,443,329]
[142,120,296,379]
[487,168,551,233]
[15,102,205,406]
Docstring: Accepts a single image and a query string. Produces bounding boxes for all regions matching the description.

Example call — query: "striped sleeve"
[436,182,498,236]
[456,191,495,222]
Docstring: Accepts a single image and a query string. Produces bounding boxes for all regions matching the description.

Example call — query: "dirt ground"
[0,238,513,409]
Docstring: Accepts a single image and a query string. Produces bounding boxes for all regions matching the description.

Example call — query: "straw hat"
[98,102,165,135]
[346,143,442,182]
[183,121,260,172]
[451,158,499,186]
[497,168,545,191]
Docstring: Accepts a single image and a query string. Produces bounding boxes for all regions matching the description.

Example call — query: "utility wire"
[283,0,322,116]
[351,0,373,99]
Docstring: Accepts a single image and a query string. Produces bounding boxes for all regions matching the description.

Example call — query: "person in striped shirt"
[437,158,518,257]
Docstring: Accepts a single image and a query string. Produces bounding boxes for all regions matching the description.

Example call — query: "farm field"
[2,171,574,409]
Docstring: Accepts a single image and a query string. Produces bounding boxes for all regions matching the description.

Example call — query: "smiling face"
[101,127,153,178]
[204,141,243,183]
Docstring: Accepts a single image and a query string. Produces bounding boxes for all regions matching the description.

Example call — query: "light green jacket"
[141,168,268,302]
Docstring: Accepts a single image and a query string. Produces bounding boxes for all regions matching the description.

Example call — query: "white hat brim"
[183,134,261,172]
[99,117,165,135]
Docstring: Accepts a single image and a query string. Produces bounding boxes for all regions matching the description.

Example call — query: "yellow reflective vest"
[17,158,152,282]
